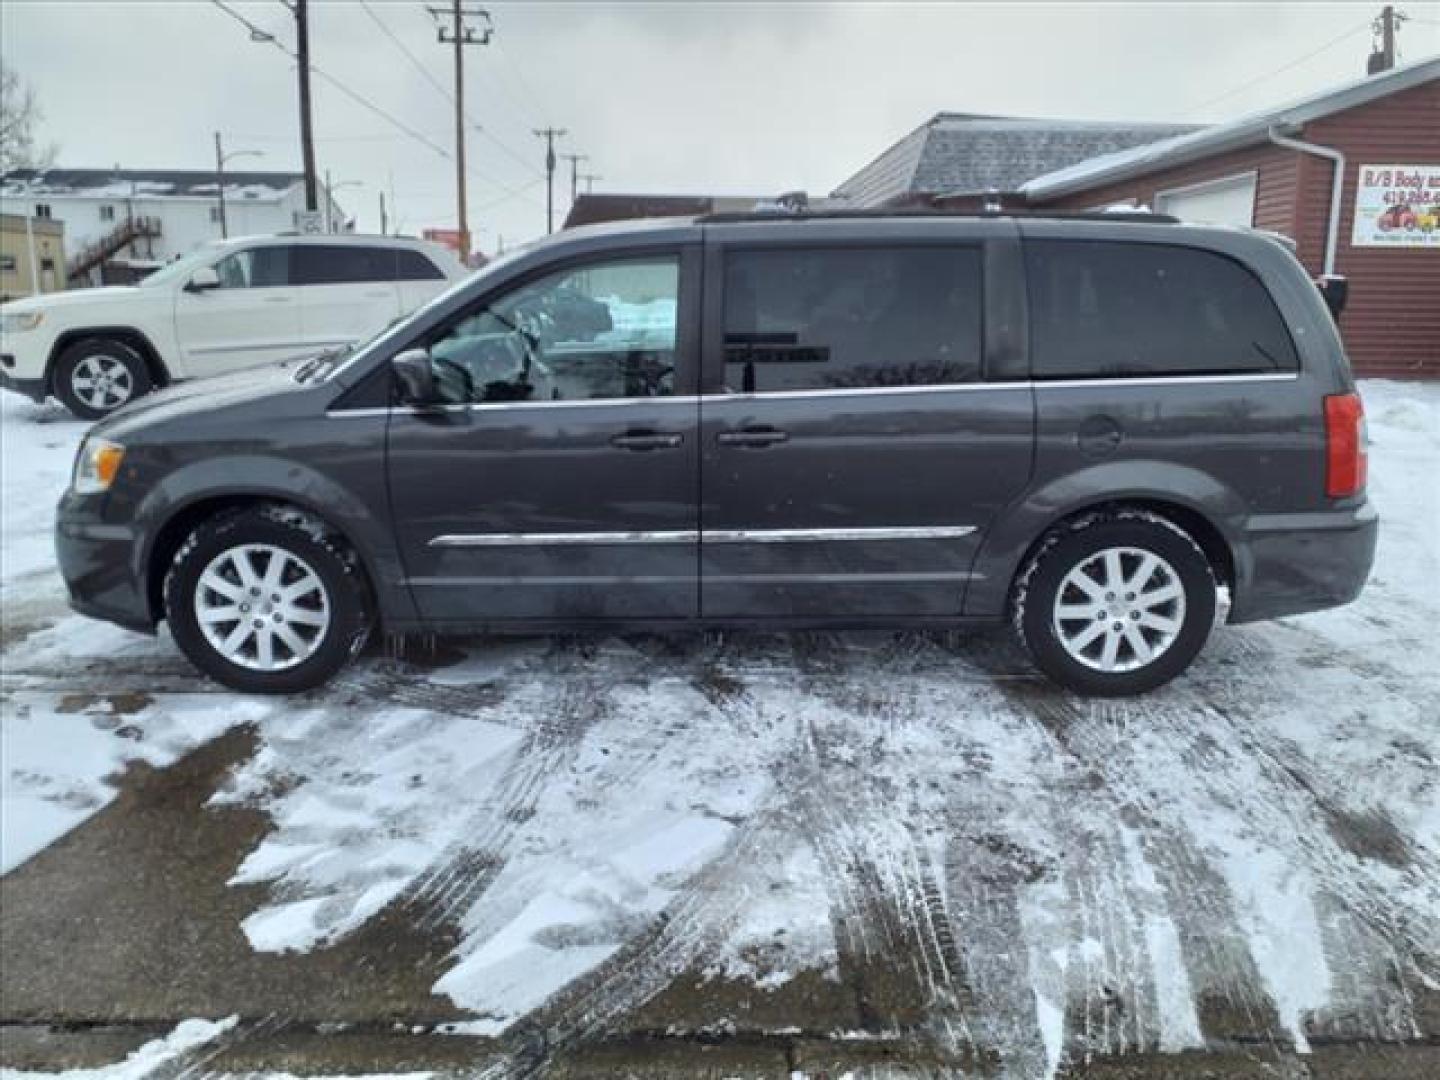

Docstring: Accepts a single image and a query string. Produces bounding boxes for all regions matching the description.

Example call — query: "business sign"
[1351,164,1440,247]
[423,227,468,255]
[294,210,326,236]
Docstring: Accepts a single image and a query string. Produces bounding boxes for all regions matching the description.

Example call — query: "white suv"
[0,233,465,418]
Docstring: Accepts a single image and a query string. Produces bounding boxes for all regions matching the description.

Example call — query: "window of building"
[426,255,680,404]
[395,249,445,281]
[99,205,116,222]
[1026,241,1298,379]
[0,254,16,272]
[212,246,293,289]
[722,246,983,394]
[34,204,52,219]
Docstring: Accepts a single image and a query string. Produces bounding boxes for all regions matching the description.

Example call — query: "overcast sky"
[3,1,1438,251]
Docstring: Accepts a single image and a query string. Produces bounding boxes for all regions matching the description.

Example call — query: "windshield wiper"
[293,344,354,383]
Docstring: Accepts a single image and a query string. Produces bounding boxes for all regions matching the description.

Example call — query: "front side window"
[1026,240,1299,378]
[425,255,679,405]
[212,246,292,289]
[294,245,396,285]
[722,246,983,393]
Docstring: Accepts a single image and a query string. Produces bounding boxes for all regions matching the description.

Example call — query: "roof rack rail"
[697,208,1180,225]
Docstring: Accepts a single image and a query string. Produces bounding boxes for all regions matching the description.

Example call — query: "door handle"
[610,430,683,451]
[263,296,293,303]
[717,426,789,448]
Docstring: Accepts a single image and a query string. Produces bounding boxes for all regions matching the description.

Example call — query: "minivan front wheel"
[1013,512,1216,696]
[164,505,371,693]
[53,338,152,420]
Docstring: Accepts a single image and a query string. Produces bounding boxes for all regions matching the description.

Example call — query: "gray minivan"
[55,211,1376,696]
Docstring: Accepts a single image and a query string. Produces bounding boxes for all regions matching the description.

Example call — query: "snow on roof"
[832,115,1200,206]
[1021,54,1440,198]
[0,168,303,201]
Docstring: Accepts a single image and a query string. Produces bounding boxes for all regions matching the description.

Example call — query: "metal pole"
[379,191,388,236]
[452,0,469,260]
[296,0,319,211]
[325,168,333,232]
[25,213,40,295]
[214,131,228,239]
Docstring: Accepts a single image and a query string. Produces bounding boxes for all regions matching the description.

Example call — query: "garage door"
[1155,173,1257,227]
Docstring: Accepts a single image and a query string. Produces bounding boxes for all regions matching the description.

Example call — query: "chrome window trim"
[428,525,977,548]
[326,373,1299,417]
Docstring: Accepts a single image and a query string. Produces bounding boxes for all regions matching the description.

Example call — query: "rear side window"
[395,250,445,281]
[1026,240,1297,378]
[294,245,396,286]
[722,246,983,393]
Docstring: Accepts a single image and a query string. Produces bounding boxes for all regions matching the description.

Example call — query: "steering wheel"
[430,354,474,403]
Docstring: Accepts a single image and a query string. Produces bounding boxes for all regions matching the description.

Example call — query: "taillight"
[1324,392,1367,499]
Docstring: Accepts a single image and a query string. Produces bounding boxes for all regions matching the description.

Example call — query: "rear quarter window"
[396,250,445,281]
[1025,240,1298,379]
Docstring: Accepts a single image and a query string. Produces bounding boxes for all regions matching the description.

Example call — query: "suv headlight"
[73,438,126,494]
[1,311,45,333]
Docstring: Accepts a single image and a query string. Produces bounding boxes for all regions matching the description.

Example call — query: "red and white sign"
[1351,164,1440,247]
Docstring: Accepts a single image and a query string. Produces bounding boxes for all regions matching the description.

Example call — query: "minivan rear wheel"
[164,505,371,693]
[1012,511,1216,696]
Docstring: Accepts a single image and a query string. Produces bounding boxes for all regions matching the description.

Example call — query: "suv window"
[1027,240,1298,378]
[213,246,292,289]
[395,249,445,281]
[722,247,983,393]
[426,255,679,404]
[294,245,396,286]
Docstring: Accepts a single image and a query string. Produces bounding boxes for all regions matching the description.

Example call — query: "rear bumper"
[0,366,47,404]
[55,498,156,634]
[1230,500,1378,623]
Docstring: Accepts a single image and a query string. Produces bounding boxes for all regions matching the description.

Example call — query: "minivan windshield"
[137,245,225,289]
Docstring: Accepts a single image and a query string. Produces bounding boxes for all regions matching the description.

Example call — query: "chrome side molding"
[429,525,977,547]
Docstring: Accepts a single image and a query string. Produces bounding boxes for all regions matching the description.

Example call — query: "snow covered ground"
[2,382,1438,1077]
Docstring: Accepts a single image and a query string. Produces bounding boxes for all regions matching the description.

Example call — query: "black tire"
[52,337,153,420]
[1011,510,1217,696]
[164,504,372,693]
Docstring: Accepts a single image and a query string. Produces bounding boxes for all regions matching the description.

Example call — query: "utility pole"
[379,191,388,236]
[579,172,601,195]
[1367,5,1407,74]
[534,127,567,234]
[562,152,588,204]
[429,3,493,262]
[291,0,319,211]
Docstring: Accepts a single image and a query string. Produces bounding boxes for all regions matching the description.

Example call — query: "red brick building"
[836,58,1440,378]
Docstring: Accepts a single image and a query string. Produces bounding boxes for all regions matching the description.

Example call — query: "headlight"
[73,438,126,494]
[0,311,45,333]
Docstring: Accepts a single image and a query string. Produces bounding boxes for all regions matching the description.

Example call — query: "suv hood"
[1,286,145,313]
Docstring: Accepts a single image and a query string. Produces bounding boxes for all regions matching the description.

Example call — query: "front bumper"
[0,363,47,403]
[1230,500,1379,623]
[55,493,156,634]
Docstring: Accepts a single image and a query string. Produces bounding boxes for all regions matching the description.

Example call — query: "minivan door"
[699,222,1033,619]
[385,247,701,623]
[294,244,404,352]
[174,245,303,377]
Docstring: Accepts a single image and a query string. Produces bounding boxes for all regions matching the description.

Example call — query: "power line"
[206,0,533,204]
[1186,19,1372,116]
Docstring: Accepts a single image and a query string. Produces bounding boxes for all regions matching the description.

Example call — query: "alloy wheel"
[1051,545,1187,673]
[193,544,331,671]
[71,354,135,412]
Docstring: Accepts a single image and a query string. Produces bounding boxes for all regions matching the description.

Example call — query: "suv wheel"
[1012,511,1217,696]
[164,505,371,693]
[53,338,153,420]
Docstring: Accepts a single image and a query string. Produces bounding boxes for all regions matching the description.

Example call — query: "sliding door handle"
[717,427,789,448]
[611,430,683,451]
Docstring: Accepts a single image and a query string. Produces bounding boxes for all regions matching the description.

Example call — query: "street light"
[324,172,363,233]
[214,132,264,239]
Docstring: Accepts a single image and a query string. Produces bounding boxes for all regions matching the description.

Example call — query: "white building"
[0,168,349,285]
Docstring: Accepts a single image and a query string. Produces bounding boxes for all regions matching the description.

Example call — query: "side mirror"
[186,266,221,292]
[392,348,439,405]
[1316,275,1348,322]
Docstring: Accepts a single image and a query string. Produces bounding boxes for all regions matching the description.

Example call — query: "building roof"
[832,114,1201,206]
[563,193,774,229]
[0,168,304,201]
[1022,55,1440,199]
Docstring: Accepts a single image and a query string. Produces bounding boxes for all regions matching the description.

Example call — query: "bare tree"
[0,65,57,173]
